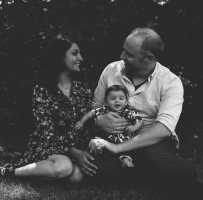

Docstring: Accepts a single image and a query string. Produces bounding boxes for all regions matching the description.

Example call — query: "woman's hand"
[69,148,97,177]
[96,112,129,134]
[89,138,119,154]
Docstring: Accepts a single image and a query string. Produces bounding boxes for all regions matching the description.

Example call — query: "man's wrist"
[107,142,120,154]
[115,143,122,154]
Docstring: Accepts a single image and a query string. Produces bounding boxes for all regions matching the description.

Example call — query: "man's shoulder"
[105,60,124,71]
[156,62,181,83]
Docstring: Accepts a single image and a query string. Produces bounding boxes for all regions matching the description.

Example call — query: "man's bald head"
[130,28,164,61]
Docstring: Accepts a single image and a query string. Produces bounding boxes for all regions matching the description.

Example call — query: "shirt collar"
[148,62,158,82]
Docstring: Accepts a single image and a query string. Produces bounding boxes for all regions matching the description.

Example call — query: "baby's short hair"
[105,85,129,100]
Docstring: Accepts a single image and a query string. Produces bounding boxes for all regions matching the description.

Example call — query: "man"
[86,27,203,199]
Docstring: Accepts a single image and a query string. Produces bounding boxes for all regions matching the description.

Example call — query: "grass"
[0,178,178,200]
[1,121,203,200]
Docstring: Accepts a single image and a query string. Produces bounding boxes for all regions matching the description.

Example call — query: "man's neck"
[133,62,156,79]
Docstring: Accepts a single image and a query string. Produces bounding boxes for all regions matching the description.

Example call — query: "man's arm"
[101,77,184,153]
[92,66,109,108]
[125,121,144,134]
[104,122,171,153]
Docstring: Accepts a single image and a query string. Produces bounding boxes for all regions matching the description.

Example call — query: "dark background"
[0,0,203,151]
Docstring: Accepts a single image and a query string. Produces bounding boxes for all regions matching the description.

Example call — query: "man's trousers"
[89,138,203,199]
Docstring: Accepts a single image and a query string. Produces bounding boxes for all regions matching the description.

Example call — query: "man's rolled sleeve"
[156,77,184,134]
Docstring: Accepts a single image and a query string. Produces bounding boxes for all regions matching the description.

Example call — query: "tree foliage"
[0,0,203,145]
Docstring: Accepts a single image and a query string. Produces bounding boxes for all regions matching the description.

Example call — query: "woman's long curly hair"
[41,35,77,95]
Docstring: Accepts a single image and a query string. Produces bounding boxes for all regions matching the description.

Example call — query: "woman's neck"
[58,71,71,88]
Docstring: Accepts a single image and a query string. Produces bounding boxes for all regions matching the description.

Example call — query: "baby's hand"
[75,121,83,130]
[125,125,137,134]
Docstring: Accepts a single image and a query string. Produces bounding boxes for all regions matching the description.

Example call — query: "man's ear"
[144,57,149,64]
[144,54,154,64]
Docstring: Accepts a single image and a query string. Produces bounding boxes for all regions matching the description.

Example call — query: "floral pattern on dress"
[19,79,94,165]
[93,105,143,144]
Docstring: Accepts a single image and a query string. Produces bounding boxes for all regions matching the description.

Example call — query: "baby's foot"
[122,158,134,168]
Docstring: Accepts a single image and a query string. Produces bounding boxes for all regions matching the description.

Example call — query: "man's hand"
[69,148,97,177]
[89,138,105,154]
[96,112,129,134]
[89,138,119,154]
[125,125,137,134]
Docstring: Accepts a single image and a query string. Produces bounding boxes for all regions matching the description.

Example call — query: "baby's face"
[106,90,127,112]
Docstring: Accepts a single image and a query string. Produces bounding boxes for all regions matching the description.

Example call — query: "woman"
[0,35,97,181]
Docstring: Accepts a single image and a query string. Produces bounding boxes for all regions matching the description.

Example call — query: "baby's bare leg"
[121,157,134,168]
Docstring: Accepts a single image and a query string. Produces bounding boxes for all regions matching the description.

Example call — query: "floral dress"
[19,79,94,165]
[93,105,143,143]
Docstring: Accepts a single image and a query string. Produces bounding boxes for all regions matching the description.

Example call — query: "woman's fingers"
[81,152,97,176]
[81,167,94,177]
[83,152,97,169]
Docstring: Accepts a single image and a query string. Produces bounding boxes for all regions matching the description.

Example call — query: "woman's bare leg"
[68,164,84,183]
[14,155,73,179]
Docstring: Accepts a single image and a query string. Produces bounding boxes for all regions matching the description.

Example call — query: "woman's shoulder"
[73,77,93,86]
[72,78,95,93]
[33,84,48,92]
[33,84,52,98]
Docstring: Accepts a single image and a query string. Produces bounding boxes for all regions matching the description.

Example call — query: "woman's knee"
[69,165,83,183]
[53,159,73,179]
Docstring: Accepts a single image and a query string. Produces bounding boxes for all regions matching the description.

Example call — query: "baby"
[75,85,143,167]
